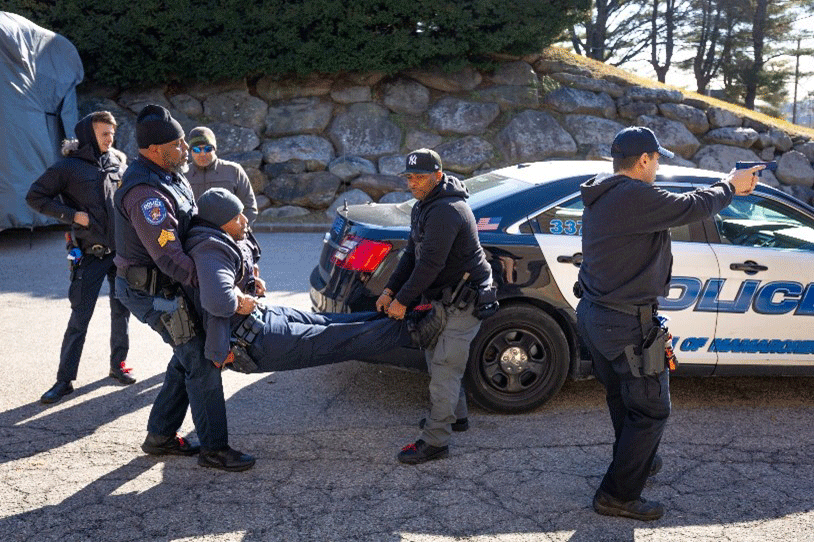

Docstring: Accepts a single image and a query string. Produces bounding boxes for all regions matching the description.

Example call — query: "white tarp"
[0,11,83,230]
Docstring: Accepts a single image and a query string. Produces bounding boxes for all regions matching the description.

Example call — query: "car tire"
[465,305,569,413]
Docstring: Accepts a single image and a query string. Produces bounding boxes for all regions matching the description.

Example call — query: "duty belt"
[592,300,667,377]
[592,300,656,322]
[120,265,173,296]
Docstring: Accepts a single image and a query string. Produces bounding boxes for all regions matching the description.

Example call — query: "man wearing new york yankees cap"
[376,148,494,464]
[576,126,763,520]
[114,104,254,471]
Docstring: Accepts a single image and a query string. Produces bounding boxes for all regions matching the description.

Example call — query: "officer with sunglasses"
[186,126,258,225]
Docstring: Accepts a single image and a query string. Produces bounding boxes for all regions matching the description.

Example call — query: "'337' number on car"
[549,219,582,235]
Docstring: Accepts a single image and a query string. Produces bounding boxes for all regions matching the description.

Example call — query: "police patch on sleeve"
[141,198,167,226]
[157,229,176,247]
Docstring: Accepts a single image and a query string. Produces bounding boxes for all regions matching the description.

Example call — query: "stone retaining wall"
[79,52,814,223]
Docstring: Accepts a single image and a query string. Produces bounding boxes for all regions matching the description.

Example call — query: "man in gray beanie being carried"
[185,188,446,383]
[114,105,255,472]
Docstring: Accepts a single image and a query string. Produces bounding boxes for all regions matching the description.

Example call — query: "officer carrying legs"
[376,149,495,464]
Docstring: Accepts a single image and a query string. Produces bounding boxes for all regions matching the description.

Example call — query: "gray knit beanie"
[197,188,244,226]
[188,126,217,149]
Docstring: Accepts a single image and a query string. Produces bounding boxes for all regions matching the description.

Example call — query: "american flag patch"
[476,217,501,231]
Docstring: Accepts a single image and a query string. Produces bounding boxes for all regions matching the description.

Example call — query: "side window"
[714,195,814,251]
[533,196,584,236]
[527,185,700,242]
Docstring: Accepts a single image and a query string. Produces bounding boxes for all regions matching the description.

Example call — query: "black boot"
[397,439,449,464]
[593,489,665,521]
[198,447,256,472]
[109,361,136,385]
[141,433,200,456]
[40,381,73,404]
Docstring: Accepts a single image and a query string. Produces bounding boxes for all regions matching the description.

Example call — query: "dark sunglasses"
[191,145,214,154]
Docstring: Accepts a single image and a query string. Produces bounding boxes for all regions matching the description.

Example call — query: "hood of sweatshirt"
[74,114,102,158]
[61,114,121,173]
[579,172,628,207]
[422,173,469,205]
[186,217,238,254]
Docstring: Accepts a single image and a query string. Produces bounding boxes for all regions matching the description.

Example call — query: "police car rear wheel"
[465,305,569,413]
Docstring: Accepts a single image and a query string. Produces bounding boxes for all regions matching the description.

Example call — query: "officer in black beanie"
[114,104,255,471]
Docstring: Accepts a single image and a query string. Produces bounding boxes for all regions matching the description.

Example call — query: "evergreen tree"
[5,0,591,87]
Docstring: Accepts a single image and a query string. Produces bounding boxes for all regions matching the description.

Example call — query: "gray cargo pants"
[419,305,481,447]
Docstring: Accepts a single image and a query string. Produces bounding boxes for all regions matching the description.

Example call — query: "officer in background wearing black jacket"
[114,105,254,471]
[376,149,494,464]
[26,111,133,404]
[577,126,762,521]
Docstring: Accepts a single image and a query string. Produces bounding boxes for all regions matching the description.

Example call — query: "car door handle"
[729,260,768,274]
[557,252,583,266]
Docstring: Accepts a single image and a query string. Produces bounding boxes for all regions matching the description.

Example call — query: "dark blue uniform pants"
[577,299,671,502]
[247,307,412,373]
[58,253,130,382]
[116,277,228,451]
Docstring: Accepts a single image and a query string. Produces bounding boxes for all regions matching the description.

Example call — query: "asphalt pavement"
[1,228,813,542]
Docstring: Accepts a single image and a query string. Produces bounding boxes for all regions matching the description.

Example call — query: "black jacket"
[578,173,734,306]
[25,114,124,251]
[386,173,491,305]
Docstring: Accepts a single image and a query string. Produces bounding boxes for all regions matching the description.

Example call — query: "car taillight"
[331,235,391,272]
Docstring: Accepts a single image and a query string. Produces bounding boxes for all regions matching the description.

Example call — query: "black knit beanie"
[136,104,184,149]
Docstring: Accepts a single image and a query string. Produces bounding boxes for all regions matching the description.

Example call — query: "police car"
[310,160,814,413]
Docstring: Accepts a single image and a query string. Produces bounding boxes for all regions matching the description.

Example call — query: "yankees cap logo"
[402,148,442,174]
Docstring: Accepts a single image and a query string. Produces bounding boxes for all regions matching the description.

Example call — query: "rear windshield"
[395,172,528,213]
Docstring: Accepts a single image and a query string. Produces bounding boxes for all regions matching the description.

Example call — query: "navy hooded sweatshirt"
[577,173,734,306]
[385,173,491,305]
[184,218,260,363]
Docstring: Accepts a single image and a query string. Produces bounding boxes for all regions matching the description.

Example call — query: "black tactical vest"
[114,156,196,266]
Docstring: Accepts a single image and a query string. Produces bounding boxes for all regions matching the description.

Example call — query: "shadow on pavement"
[0,374,164,465]
[2,368,813,541]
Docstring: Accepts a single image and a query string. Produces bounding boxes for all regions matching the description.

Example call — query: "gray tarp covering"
[0,11,83,230]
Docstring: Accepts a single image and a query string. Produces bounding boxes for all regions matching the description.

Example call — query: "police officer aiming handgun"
[576,126,762,520]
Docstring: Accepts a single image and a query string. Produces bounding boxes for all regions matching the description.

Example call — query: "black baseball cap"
[402,148,442,174]
[610,126,674,159]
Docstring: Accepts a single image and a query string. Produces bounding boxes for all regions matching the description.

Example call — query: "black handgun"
[735,161,777,176]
